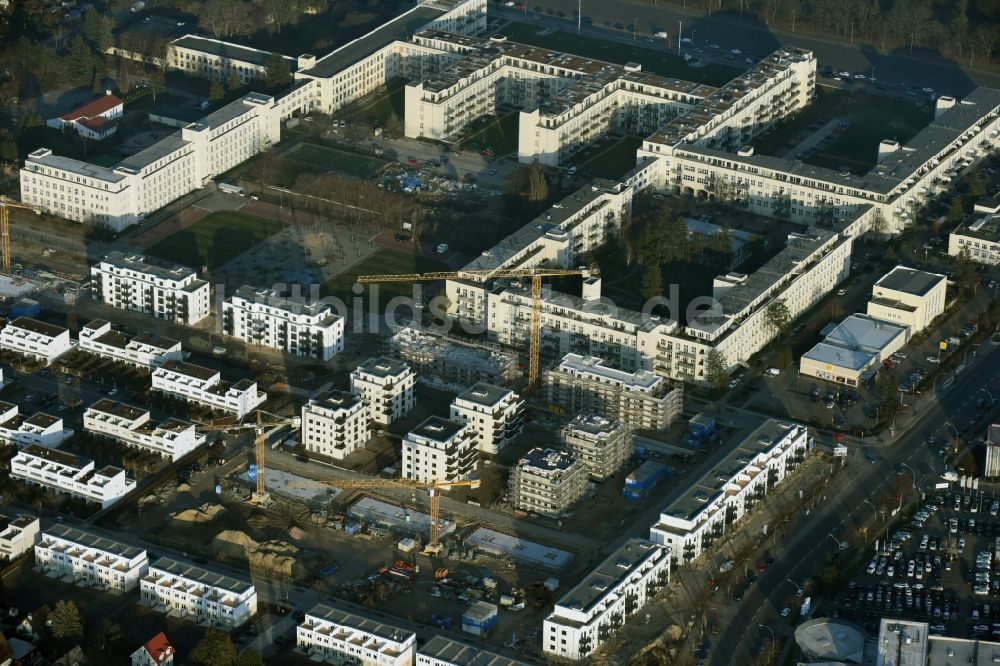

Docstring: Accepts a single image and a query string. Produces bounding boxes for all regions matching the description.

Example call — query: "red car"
[758,563,769,573]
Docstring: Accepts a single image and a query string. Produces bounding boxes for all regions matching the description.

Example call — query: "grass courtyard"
[146,210,283,270]
[287,143,389,178]
[499,23,740,86]
[323,248,450,309]
[455,113,521,155]
[342,80,406,127]
[575,136,644,179]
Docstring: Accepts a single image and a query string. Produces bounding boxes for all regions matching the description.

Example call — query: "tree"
[876,371,901,421]
[82,9,115,54]
[705,348,728,390]
[237,651,265,666]
[66,36,96,85]
[640,265,662,300]
[191,628,237,666]
[708,226,733,257]
[883,245,897,263]
[947,196,966,224]
[505,164,548,203]
[50,600,83,640]
[226,72,242,92]
[763,299,792,342]
[209,82,225,104]
[94,618,123,650]
[264,52,292,89]
[199,0,254,38]
[955,246,979,294]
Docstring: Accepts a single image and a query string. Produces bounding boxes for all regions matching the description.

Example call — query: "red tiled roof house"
[46,91,123,141]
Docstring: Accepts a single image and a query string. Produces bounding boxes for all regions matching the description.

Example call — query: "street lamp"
[964,344,981,367]
[899,462,920,510]
[759,624,776,662]
[825,533,843,550]
[863,498,879,523]
[784,578,804,595]
[933,371,951,397]
[980,386,995,404]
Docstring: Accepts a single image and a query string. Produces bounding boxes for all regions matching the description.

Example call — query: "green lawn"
[455,113,521,156]
[342,80,406,127]
[499,23,740,86]
[288,143,388,178]
[751,87,848,156]
[575,136,644,179]
[323,249,450,310]
[146,210,283,269]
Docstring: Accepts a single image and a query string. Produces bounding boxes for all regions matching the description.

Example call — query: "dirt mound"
[171,503,226,524]
[211,530,301,579]
[288,526,306,540]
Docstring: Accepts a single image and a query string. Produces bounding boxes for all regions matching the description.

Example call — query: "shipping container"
[623,461,668,500]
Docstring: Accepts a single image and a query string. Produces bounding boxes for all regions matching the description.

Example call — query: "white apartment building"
[562,414,632,481]
[78,319,183,369]
[450,382,523,454]
[35,524,148,592]
[402,416,477,484]
[296,602,416,666]
[544,539,671,661]
[0,401,72,449]
[91,252,210,325]
[417,636,531,666]
[12,444,136,508]
[649,421,809,565]
[0,317,75,365]
[222,286,344,361]
[84,399,206,461]
[167,35,297,85]
[140,557,257,628]
[509,447,587,519]
[950,211,1000,265]
[151,361,266,418]
[300,390,370,460]
[544,354,683,431]
[0,514,40,561]
[350,357,416,425]
[21,93,282,230]
[866,266,946,334]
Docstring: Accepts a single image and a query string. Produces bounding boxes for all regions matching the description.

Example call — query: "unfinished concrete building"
[389,326,520,389]
[562,414,631,481]
[510,448,587,519]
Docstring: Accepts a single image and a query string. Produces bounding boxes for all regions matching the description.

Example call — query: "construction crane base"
[250,491,273,506]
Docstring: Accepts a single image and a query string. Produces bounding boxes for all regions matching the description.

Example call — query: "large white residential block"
[151,361,266,418]
[417,636,531,666]
[350,357,416,426]
[866,266,947,335]
[544,354,683,431]
[140,557,257,628]
[300,390,370,460]
[0,317,75,365]
[562,414,632,481]
[0,514,40,562]
[91,252,210,325]
[544,539,671,661]
[296,603,416,666]
[0,401,72,449]
[12,444,136,508]
[222,286,344,360]
[650,421,809,565]
[167,35,297,85]
[21,93,282,231]
[79,319,182,369]
[450,382,523,455]
[950,209,1000,265]
[402,416,477,484]
[84,399,206,461]
[510,448,587,519]
[35,523,148,592]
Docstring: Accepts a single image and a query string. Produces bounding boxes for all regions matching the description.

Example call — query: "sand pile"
[211,530,300,579]
[171,503,226,524]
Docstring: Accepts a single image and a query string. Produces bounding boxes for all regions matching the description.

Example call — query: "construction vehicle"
[0,196,43,273]
[357,267,587,388]
[277,475,479,555]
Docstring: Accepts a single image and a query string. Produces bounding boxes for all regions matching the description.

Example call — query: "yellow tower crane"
[278,476,480,555]
[357,267,587,388]
[0,196,43,273]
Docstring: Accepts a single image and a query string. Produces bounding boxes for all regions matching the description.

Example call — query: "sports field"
[146,210,283,269]
[323,248,449,309]
[287,143,388,178]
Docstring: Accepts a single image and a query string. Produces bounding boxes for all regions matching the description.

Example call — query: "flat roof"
[409,416,464,443]
[348,497,456,537]
[301,4,445,78]
[564,413,624,437]
[877,619,928,666]
[956,213,1000,243]
[170,34,294,68]
[356,356,411,379]
[150,556,253,593]
[231,285,338,319]
[554,539,663,615]
[20,443,89,469]
[802,341,877,372]
[418,635,530,666]
[823,314,908,353]
[25,150,125,183]
[43,523,145,560]
[311,390,363,412]
[306,602,413,644]
[553,353,662,390]
[456,382,513,407]
[875,266,946,297]
[157,361,219,382]
[99,251,198,281]
[88,399,148,421]
[115,133,190,173]
[464,527,573,571]
[9,317,67,338]
[518,447,579,475]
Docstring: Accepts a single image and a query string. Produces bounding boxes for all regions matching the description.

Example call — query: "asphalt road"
[713,339,1000,665]
[496,2,1000,95]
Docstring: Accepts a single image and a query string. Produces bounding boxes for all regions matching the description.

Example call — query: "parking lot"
[832,486,1000,641]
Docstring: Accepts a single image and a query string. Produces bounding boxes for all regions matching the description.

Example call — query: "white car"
[781,607,791,617]
[927,356,940,364]
[837,288,847,296]
[765,367,780,377]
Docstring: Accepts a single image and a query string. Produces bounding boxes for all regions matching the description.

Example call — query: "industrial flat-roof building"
[561,414,632,481]
[544,539,671,661]
[509,448,587,519]
[450,382,523,454]
[800,314,909,386]
[649,421,809,565]
[140,557,257,628]
[35,524,148,592]
[296,603,416,666]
